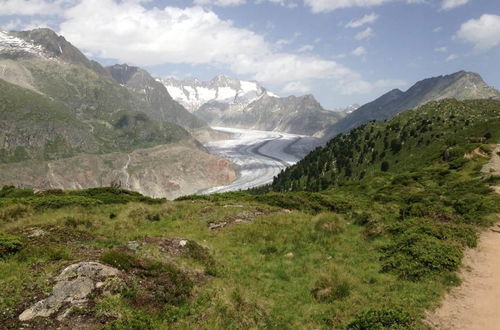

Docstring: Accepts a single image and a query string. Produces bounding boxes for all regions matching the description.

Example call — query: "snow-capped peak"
[0,30,46,58]
[159,75,277,112]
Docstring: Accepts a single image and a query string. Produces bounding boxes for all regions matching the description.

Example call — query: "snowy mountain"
[158,75,277,112]
[0,30,46,58]
[334,104,360,114]
[159,75,347,137]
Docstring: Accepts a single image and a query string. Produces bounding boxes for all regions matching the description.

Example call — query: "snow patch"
[158,75,277,112]
[0,31,46,58]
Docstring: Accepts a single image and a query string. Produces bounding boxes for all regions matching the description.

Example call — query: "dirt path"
[426,144,500,329]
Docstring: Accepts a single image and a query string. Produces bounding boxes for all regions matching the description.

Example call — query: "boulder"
[19,262,122,321]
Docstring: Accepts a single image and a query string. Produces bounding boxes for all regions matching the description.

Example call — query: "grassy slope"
[0,99,499,329]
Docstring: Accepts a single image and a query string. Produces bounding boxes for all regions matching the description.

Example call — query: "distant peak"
[386,88,404,96]
[106,64,140,84]
[109,63,138,71]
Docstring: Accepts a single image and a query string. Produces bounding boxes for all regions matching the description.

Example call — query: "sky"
[0,0,499,109]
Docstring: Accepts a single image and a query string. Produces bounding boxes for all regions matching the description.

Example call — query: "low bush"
[100,250,139,271]
[254,192,352,214]
[0,186,34,198]
[347,307,412,329]
[380,232,462,280]
[0,233,23,258]
[448,157,468,170]
[28,195,102,210]
[100,250,194,307]
[70,187,163,205]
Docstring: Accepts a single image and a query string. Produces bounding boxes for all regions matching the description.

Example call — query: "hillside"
[325,71,500,138]
[106,64,209,131]
[0,98,498,329]
[0,28,236,197]
[272,98,500,191]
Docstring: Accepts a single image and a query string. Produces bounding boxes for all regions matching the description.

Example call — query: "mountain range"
[1,28,500,199]
[0,28,235,198]
[162,76,344,137]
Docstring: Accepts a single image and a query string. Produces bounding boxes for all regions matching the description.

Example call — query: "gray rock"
[19,262,122,321]
[28,229,46,238]
[126,241,141,251]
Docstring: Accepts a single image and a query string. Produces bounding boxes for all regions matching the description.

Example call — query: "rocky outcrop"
[19,262,123,321]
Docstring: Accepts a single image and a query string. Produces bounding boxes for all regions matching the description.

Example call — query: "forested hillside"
[271,99,500,192]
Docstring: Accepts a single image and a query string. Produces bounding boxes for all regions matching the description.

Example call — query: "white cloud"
[1,0,405,98]
[346,13,379,28]
[433,26,442,32]
[282,81,311,94]
[445,54,458,61]
[456,14,500,52]
[351,46,366,56]
[258,0,299,8]
[434,46,447,52]
[275,32,301,48]
[58,0,380,94]
[304,0,391,13]
[303,0,427,13]
[355,27,374,40]
[0,0,75,16]
[297,44,314,52]
[194,0,246,6]
[441,0,468,10]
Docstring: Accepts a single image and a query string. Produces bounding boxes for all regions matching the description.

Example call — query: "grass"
[1,155,497,329]
[0,98,499,328]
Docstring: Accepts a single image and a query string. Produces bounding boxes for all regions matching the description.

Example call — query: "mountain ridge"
[325,70,500,138]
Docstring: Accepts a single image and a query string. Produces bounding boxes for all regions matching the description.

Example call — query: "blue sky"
[1,0,499,109]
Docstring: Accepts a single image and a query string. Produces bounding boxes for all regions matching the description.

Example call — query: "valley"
[0,16,500,329]
[199,127,320,194]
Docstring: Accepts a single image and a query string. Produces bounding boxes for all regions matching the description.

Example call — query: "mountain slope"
[326,71,500,138]
[271,98,500,192]
[0,28,235,197]
[106,64,208,130]
[197,94,344,136]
